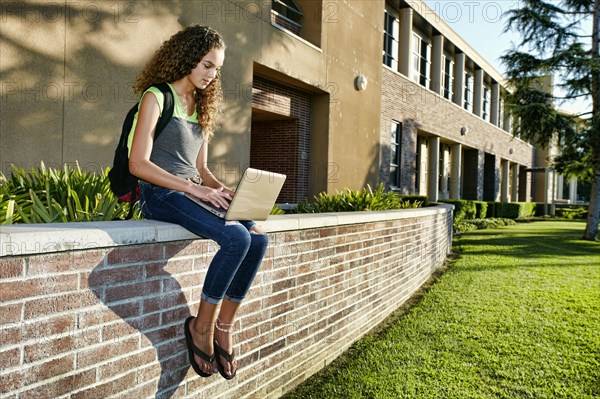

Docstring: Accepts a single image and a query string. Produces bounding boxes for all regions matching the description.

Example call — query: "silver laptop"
[184,168,286,221]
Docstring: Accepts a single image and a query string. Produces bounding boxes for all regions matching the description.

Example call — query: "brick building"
[1,0,574,205]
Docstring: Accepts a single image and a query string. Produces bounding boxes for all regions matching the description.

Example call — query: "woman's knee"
[220,222,252,250]
[250,229,269,250]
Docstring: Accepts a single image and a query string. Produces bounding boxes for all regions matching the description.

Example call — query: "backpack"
[108,83,174,217]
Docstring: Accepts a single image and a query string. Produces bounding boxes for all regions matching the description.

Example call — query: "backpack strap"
[124,83,175,220]
[152,82,175,141]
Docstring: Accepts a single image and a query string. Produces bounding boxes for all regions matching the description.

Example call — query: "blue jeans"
[139,184,268,305]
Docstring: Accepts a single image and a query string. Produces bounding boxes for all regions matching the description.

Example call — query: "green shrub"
[555,207,587,220]
[0,162,136,224]
[518,202,537,218]
[474,201,488,218]
[444,199,535,232]
[439,199,477,222]
[296,184,422,213]
[486,201,496,218]
[494,202,514,218]
[495,202,536,219]
[454,221,478,233]
[455,218,517,233]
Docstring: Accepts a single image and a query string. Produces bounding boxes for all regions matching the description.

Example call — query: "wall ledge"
[0,204,453,257]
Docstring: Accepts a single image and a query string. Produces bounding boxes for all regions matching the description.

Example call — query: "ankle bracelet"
[215,318,236,333]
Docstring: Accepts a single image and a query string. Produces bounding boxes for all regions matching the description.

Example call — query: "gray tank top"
[129,84,203,179]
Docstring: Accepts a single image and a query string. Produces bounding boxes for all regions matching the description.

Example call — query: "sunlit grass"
[282,221,600,399]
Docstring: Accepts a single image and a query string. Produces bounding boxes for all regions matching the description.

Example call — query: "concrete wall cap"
[0,205,453,257]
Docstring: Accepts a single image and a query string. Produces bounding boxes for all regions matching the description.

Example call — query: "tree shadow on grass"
[454,222,599,270]
[88,249,196,399]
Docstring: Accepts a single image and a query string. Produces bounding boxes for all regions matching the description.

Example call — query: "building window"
[443,56,453,100]
[464,71,473,112]
[482,86,491,121]
[383,10,399,70]
[412,33,431,87]
[271,0,303,35]
[390,121,402,187]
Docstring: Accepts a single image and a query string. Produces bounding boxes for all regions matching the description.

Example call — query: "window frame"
[498,97,504,128]
[482,85,491,121]
[383,10,400,70]
[442,55,453,100]
[272,0,303,21]
[464,70,473,112]
[412,32,431,88]
[389,121,402,188]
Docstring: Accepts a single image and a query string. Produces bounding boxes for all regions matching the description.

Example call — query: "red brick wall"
[0,207,452,398]
[251,78,311,203]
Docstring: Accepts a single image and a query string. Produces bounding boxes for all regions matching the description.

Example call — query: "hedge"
[494,202,537,219]
[440,199,536,221]
[438,199,476,222]
[474,201,488,218]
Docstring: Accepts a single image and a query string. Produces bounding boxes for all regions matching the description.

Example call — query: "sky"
[422,0,591,116]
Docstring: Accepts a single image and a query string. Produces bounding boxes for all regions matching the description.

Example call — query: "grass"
[282,220,600,399]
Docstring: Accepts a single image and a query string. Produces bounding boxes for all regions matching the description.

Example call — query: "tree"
[553,118,593,193]
[501,0,600,240]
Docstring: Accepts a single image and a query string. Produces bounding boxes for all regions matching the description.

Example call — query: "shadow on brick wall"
[88,250,192,398]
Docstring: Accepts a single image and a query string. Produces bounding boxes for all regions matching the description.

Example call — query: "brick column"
[428,136,440,202]
[511,163,519,202]
[501,159,509,202]
[477,151,486,200]
[450,143,462,199]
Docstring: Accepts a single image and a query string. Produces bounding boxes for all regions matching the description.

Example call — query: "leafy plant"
[0,162,137,224]
[270,205,286,215]
[296,184,422,213]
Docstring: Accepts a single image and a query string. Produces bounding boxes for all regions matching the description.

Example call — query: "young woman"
[128,25,268,380]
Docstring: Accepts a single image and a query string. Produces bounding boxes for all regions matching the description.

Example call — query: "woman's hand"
[190,185,232,209]
[221,186,235,198]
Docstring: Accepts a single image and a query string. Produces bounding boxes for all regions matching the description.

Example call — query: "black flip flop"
[184,316,216,377]
[214,339,237,380]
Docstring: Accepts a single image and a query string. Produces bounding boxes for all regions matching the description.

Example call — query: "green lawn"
[282,221,600,399]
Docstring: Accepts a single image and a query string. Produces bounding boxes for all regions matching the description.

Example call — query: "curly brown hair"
[134,25,225,141]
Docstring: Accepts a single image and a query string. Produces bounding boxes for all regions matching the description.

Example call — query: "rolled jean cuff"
[224,294,244,303]
[201,291,223,305]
